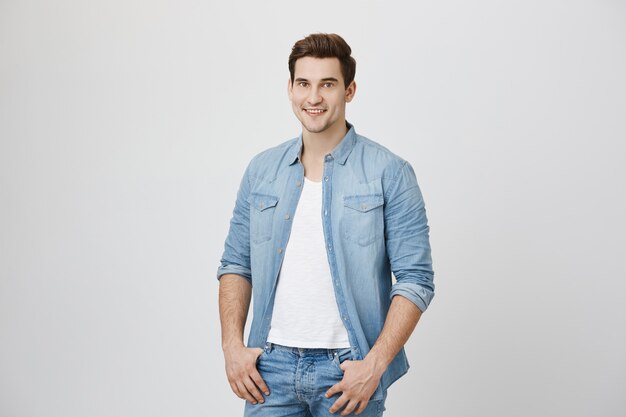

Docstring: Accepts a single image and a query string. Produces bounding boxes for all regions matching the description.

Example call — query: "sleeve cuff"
[389,283,434,313]
[216,264,252,284]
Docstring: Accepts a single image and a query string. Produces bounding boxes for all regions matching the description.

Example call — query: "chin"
[303,123,329,134]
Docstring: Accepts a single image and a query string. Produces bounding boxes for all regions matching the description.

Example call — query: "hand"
[223,345,269,404]
[325,357,385,415]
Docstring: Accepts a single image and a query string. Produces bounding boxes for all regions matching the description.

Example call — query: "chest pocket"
[249,193,279,244]
[343,194,384,246]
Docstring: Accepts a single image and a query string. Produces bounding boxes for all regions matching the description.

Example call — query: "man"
[217,33,435,417]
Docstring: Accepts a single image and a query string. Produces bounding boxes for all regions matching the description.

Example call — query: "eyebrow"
[295,77,339,83]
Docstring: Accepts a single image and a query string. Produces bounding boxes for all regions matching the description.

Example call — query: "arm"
[219,273,252,351]
[365,294,422,373]
[217,162,269,404]
[219,274,269,405]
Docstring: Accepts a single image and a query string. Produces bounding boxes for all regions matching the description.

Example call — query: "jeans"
[243,343,387,417]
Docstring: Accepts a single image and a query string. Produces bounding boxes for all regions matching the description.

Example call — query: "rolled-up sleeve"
[216,163,253,284]
[385,160,435,312]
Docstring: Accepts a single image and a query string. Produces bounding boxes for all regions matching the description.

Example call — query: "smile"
[304,108,327,115]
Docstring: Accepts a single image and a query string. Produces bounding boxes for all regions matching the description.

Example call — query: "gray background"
[1,0,625,416]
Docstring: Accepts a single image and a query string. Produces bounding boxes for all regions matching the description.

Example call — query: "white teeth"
[306,109,325,114]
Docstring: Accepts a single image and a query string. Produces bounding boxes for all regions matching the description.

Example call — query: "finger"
[255,347,263,358]
[236,380,258,404]
[354,400,369,415]
[229,381,243,399]
[339,360,351,371]
[326,382,342,398]
[329,393,349,414]
[341,399,359,416]
[242,375,265,403]
[250,368,270,395]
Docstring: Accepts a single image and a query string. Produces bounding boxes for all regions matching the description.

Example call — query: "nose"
[307,86,322,105]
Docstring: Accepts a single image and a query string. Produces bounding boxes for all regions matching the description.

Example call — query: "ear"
[287,78,293,100]
[344,80,356,103]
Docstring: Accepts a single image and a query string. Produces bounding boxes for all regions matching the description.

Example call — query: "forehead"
[293,56,343,81]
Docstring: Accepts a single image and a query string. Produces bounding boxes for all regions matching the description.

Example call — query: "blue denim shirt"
[217,121,435,400]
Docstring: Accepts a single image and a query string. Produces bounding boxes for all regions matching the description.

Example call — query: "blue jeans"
[243,343,387,417]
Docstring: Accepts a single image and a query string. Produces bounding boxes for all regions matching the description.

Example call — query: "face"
[288,57,356,135]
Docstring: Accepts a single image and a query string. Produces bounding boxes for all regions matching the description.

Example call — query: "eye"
[323,82,334,88]
[298,82,308,87]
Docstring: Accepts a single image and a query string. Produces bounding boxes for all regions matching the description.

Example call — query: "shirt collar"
[288,121,357,166]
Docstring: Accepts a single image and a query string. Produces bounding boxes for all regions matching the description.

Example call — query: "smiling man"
[217,33,435,417]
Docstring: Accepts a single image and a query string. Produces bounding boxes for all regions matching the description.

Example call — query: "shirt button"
[324,176,329,181]
[324,210,327,216]
[325,155,331,161]
[361,204,367,210]
[284,213,290,220]
[259,203,264,209]
[296,180,302,187]
[278,248,283,254]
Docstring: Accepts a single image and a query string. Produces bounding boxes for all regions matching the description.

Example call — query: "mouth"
[303,108,327,116]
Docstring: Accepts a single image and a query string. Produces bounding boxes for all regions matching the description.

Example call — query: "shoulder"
[351,133,410,183]
[245,136,298,181]
[351,133,422,206]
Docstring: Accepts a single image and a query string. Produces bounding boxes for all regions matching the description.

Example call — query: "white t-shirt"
[267,176,350,348]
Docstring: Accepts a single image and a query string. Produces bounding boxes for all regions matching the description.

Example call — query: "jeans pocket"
[331,347,353,372]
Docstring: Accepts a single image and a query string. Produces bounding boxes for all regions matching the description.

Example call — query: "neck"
[301,120,348,163]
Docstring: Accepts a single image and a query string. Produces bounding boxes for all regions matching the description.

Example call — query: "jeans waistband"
[263,342,354,361]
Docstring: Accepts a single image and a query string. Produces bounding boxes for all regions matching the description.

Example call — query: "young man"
[217,33,435,417]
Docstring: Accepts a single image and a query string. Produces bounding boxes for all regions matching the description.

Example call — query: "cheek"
[330,94,345,105]
[291,95,305,107]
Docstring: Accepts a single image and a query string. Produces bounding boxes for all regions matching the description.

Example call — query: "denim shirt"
[217,121,435,399]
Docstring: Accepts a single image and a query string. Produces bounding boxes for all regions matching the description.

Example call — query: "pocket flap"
[343,194,384,212]
[249,193,279,211]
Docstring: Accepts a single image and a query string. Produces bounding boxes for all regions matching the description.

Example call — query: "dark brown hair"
[288,33,356,89]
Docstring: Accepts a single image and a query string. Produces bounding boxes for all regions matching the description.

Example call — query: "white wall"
[1,0,625,416]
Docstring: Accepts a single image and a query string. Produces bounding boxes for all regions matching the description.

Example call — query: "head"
[288,33,356,89]
[287,33,357,136]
